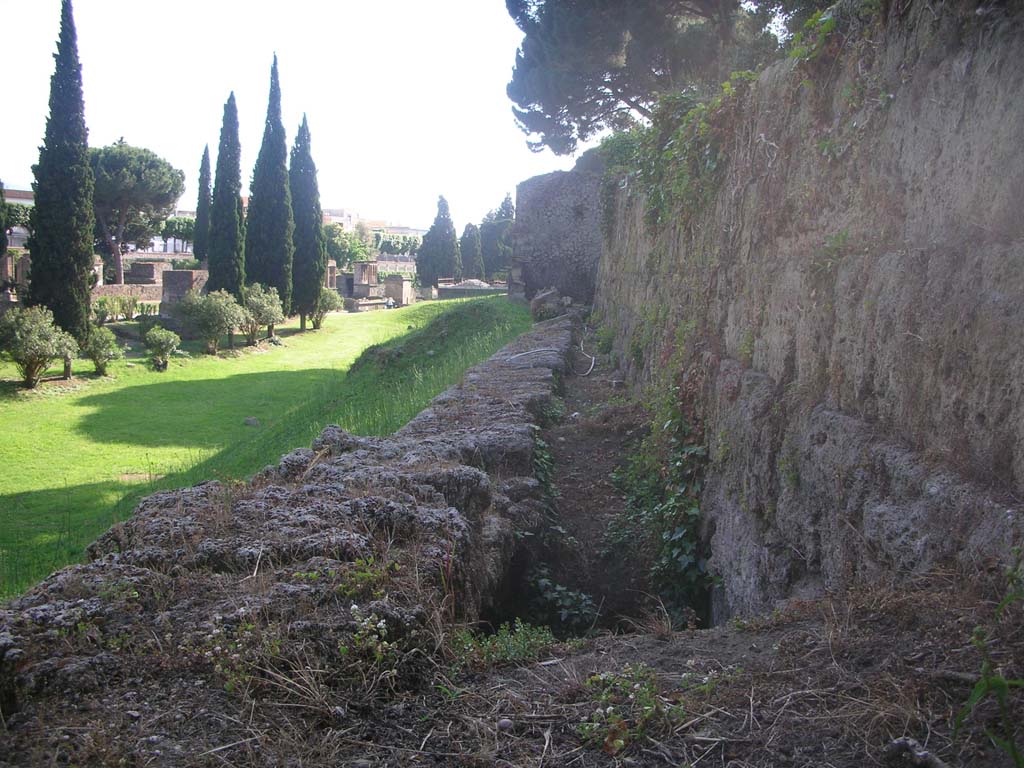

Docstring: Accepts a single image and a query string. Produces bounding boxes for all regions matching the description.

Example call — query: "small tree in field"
[179,289,244,354]
[0,305,79,388]
[81,324,122,375]
[311,289,343,330]
[144,326,179,371]
[240,283,285,345]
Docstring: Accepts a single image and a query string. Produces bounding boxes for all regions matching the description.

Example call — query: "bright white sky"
[0,0,581,230]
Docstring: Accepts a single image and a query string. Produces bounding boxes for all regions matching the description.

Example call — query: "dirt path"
[540,345,650,623]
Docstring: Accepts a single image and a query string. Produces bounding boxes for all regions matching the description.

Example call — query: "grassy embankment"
[0,297,531,597]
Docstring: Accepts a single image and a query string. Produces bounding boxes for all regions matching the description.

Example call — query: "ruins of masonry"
[1,2,1023,764]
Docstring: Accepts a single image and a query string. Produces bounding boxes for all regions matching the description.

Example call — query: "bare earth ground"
[2,337,1021,767]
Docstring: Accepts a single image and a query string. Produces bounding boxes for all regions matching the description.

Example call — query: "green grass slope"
[0,297,530,597]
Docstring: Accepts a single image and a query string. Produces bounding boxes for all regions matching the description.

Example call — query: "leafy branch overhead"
[505,0,824,154]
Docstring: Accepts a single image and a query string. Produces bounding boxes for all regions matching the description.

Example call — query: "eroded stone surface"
[0,314,574,765]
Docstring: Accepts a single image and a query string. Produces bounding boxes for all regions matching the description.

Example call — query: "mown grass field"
[0,297,531,597]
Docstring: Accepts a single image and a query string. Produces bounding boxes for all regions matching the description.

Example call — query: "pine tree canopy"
[245,55,294,315]
[505,0,800,154]
[90,139,184,283]
[27,0,95,342]
[193,145,212,261]
[289,115,327,327]
[208,92,245,298]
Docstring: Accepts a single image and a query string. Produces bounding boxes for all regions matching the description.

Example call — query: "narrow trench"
[484,338,703,636]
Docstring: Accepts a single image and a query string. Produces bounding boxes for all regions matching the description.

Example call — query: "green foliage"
[289,116,327,328]
[604,321,712,623]
[208,93,245,298]
[0,299,531,598]
[332,556,399,600]
[479,194,515,279]
[240,283,285,345]
[416,196,460,287]
[90,139,184,281]
[323,223,368,269]
[459,223,484,280]
[506,0,781,154]
[162,217,195,248]
[3,201,32,233]
[245,56,294,315]
[26,0,95,342]
[0,305,79,388]
[788,9,839,62]
[142,325,179,371]
[956,550,1024,766]
[599,71,758,236]
[454,619,557,667]
[80,324,122,375]
[0,180,7,255]
[310,289,343,330]
[577,664,686,755]
[595,325,615,355]
[178,289,245,354]
[528,564,597,635]
[193,145,211,261]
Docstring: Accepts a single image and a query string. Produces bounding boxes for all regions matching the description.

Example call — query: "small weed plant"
[578,664,686,756]
[956,549,1024,766]
[454,618,557,667]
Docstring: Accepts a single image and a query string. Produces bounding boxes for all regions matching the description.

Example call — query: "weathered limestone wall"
[594,3,1024,619]
[0,316,574,763]
[510,150,604,303]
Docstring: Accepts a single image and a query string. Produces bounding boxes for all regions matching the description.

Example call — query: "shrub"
[120,296,138,321]
[81,325,123,375]
[178,289,244,353]
[144,326,180,372]
[240,283,285,345]
[0,306,79,388]
[311,289,343,330]
[92,297,112,326]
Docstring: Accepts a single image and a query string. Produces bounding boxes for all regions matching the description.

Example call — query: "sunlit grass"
[0,297,531,598]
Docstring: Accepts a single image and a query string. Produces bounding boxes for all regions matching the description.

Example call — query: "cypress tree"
[27,0,95,341]
[0,181,7,256]
[289,115,326,331]
[459,223,484,280]
[245,55,294,314]
[207,93,245,298]
[193,145,211,262]
[416,196,459,288]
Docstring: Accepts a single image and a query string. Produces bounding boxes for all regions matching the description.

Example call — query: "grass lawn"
[0,297,531,597]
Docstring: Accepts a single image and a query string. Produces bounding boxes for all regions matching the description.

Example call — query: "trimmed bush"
[81,325,123,375]
[144,326,180,372]
[0,306,79,388]
[240,283,285,345]
[311,289,344,330]
[178,289,244,354]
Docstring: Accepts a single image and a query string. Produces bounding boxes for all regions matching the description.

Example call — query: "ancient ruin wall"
[510,151,604,303]
[0,317,574,762]
[594,3,1024,619]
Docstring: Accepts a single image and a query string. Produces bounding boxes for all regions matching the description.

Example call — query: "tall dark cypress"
[289,115,326,330]
[27,0,95,341]
[245,55,294,314]
[460,223,484,280]
[0,181,7,256]
[416,196,460,288]
[207,93,244,298]
[193,145,212,262]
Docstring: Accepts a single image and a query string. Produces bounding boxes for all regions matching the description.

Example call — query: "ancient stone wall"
[0,315,574,762]
[594,3,1024,619]
[510,150,604,303]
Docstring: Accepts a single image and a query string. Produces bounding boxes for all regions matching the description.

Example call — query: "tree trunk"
[63,355,72,380]
[300,314,306,331]
[268,323,275,339]
[99,219,123,284]
[112,208,128,284]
